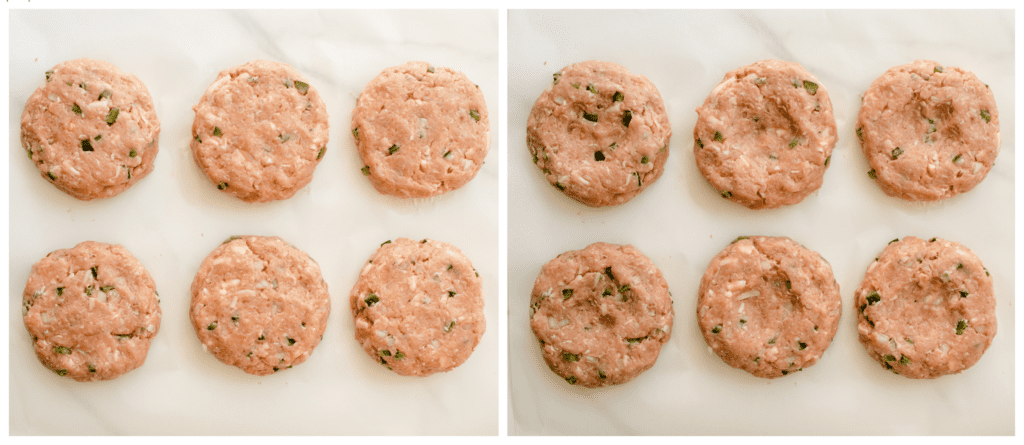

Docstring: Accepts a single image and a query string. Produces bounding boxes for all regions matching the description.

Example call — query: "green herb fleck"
[714,131,723,142]
[565,376,578,385]
[448,290,456,298]
[602,287,612,297]
[798,341,807,350]
[721,190,732,198]
[361,166,371,176]
[857,128,864,141]
[956,319,967,335]
[98,89,112,100]
[352,128,359,139]
[388,144,400,155]
[802,80,818,95]
[622,110,632,127]
[128,148,137,158]
[56,369,68,376]
[789,138,799,148]
[71,103,82,116]
[552,73,560,84]
[612,91,624,102]
[469,109,481,122]
[294,80,309,95]
[258,334,265,341]
[732,236,749,244]
[91,266,98,279]
[884,354,896,362]
[561,351,580,362]
[562,289,573,300]
[54,346,72,355]
[960,290,969,298]
[868,169,877,179]
[572,83,580,89]
[213,127,223,137]
[287,338,296,346]
[712,324,723,334]
[100,285,114,293]
[232,316,239,323]
[626,337,646,344]
[380,240,391,247]
[824,155,831,167]
[583,112,599,122]
[217,182,228,190]
[94,135,102,141]
[555,182,566,191]
[379,350,391,357]
[316,147,326,161]
[45,70,54,81]
[56,287,64,296]
[696,138,704,148]
[207,322,217,330]
[866,291,881,305]
[586,84,597,94]
[786,281,792,291]
[279,134,291,143]
[641,155,649,164]
[891,147,904,160]
[105,108,119,126]
[899,356,911,365]
[598,370,607,379]
[618,285,631,294]
[46,171,56,181]
[394,351,405,360]
[594,151,605,161]
[88,363,96,373]
[980,109,991,123]
[81,139,93,152]
[444,321,456,333]
[934,65,944,73]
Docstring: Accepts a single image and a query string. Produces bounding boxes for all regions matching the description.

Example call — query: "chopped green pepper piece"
[88,363,96,373]
[129,148,137,158]
[555,182,566,191]
[598,370,607,379]
[207,322,217,330]
[602,287,612,297]
[696,138,704,148]
[929,237,936,242]
[562,289,573,300]
[56,369,68,376]
[622,110,632,127]
[287,338,296,346]
[586,84,597,94]
[824,155,831,167]
[980,109,991,123]
[934,65,944,73]
[394,351,405,360]
[891,147,904,160]
[960,290,969,298]
[232,316,239,323]
[552,73,560,84]
[884,354,896,362]
[712,324,723,334]
[105,108,119,126]
[72,103,82,115]
[56,287,64,296]
[714,131,723,142]
[98,89,112,100]
[789,138,799,148]
[802,80,818,95]
[194,134,202,143]
[46,172,56,181]
[379,350,392,357]
[866,291,881,305]
[565,376,578,385]
[732,236,749,244]
[720,190,732,198]
[217,182,228,190]
[641,155,649,164]
[612,91,624,102]
[258,335,265,341]
[572,83,580,89]
[448,290,457,298]
[361,166,371,176]
[798,341,807,350]
[868,169,877,179]
[781,370,789,376]
[889,238,899,244]
[857,128,863,141]
[352,128,359,139]
[443,321,456,332]
[583,112,598,122]
[45,70,54,81]
[388,144,400,155]
[94,135,102,141]
[594,151,605,161]
[85,285,94,297]
[54,346,72,355]
[81,139,93,152]
[786,281,792,291]
[605,266,615,280]
[317,147,326,160]
[618,285,630,294]
[470,109,480,121]
[561,351,580,362]
[899,356,911,365]
[956,319,967,335]
[626,337,646,344]
[294,80,309,95]
[213,127,223,137]
[380,240,391,247]
[100,285,114,293]
[91,266,98,279]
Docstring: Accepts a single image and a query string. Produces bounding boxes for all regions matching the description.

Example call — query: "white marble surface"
[8,9,497,435]
[508,10,1014,435]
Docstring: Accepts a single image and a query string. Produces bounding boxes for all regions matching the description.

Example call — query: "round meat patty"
[351,61,490,198]
[191,60,329,202]
[21,58,160,200]
[22,241,161,381]
[530,242,673,387]
[857,60,1000,201]
[527,60,672,207]
[694,60,837,209]
[190,235,331,376]
[855,236,996,378]
[697,236,841,378]
[350,238,485,376]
